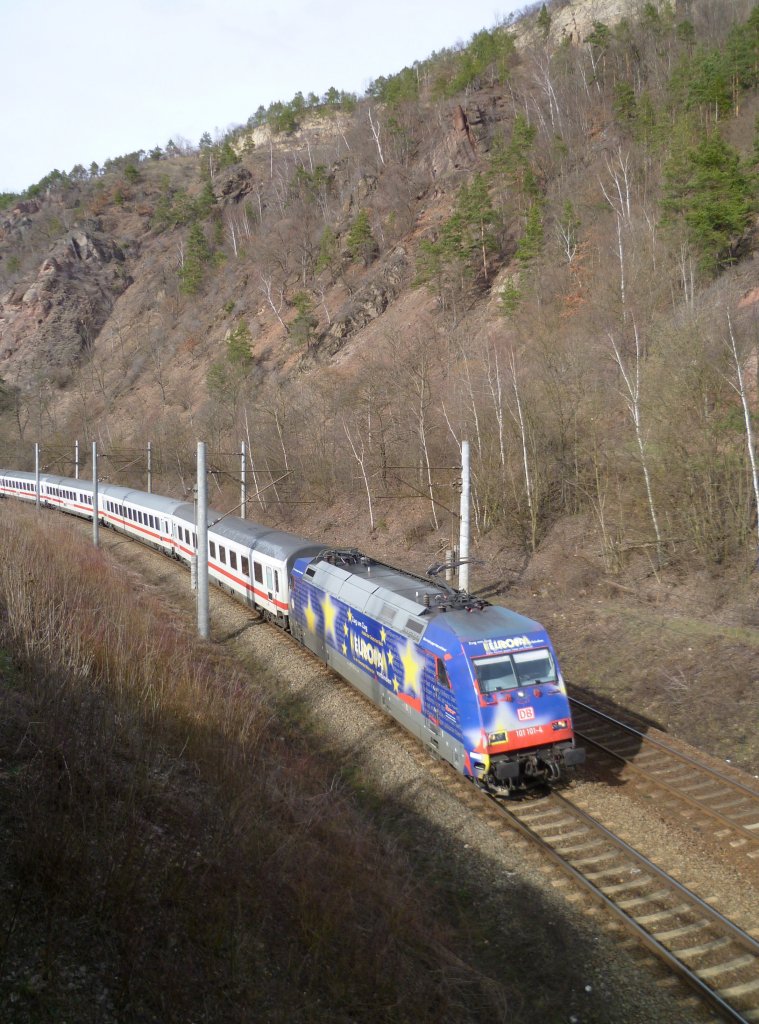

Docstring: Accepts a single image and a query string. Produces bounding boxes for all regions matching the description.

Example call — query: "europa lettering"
[483,636,533,654]
[350,631,388,674]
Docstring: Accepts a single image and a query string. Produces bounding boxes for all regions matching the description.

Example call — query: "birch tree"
[505,349,537,551]
[726,311,759,563]
[343,418,375,531]
[609,322,663,564]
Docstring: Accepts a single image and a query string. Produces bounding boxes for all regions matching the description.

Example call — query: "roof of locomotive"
[299,552,446,642]
[297,549,547,646]
[429,604,545,642]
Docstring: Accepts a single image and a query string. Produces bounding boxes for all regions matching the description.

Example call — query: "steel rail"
[570,697,759,798]
[490,790,758,1024]
[569,701,759,848]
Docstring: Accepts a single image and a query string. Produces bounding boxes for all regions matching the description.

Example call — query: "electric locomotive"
[290,549,584,793]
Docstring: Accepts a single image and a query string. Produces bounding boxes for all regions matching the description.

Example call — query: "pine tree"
[662,130,754,271]
[537,4,551,39]
[516,203,544,266]
[456,173,499,281]
[416,174,499,293]
[499,278,521,317]
[347,210,378,266]
[226,321,253,370]
[488,114,538,207]
[315,226,340,280]
[179,222,213,294]
[291,292,318,351]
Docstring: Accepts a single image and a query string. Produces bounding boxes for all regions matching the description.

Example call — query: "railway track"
[570,697,759,861]
[493,789,759,1023]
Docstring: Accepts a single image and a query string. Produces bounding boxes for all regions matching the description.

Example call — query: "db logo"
[517,707,535,721]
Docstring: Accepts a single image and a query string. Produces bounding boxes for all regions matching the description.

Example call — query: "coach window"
[254,562,263,585]
[241,556,250,577]
[209,541,216,558]
[219,547,227,565]
[229,551,237,571]
[266,566,274,592]
[274,570,279,593]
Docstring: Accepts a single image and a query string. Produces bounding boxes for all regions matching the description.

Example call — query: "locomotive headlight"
[470,753,490,777]
[488,731,508,744]
[552,720,568,731]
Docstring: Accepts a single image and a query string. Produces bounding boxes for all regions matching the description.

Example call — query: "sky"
[0,0,524,194]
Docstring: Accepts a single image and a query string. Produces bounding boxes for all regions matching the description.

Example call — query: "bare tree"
[367,106,386,166]
[726,311,759,563]
[343,418,375,530]
[609,323,663,563]
[505,349,537,551]
[259,273,289,333]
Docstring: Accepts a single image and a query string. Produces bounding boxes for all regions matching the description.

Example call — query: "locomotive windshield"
[473,648,557,694]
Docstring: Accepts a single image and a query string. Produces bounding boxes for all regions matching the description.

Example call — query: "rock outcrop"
[320,248,409,357]
[0,227,132,379]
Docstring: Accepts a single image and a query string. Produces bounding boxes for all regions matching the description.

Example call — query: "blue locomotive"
[290,549,584,793]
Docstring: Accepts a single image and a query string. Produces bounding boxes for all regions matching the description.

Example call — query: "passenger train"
[0,468,584,793]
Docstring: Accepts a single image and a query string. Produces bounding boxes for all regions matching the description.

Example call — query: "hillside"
[1,0,758,770]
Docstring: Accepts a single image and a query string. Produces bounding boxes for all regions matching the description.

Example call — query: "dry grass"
[0,503,508,1023]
